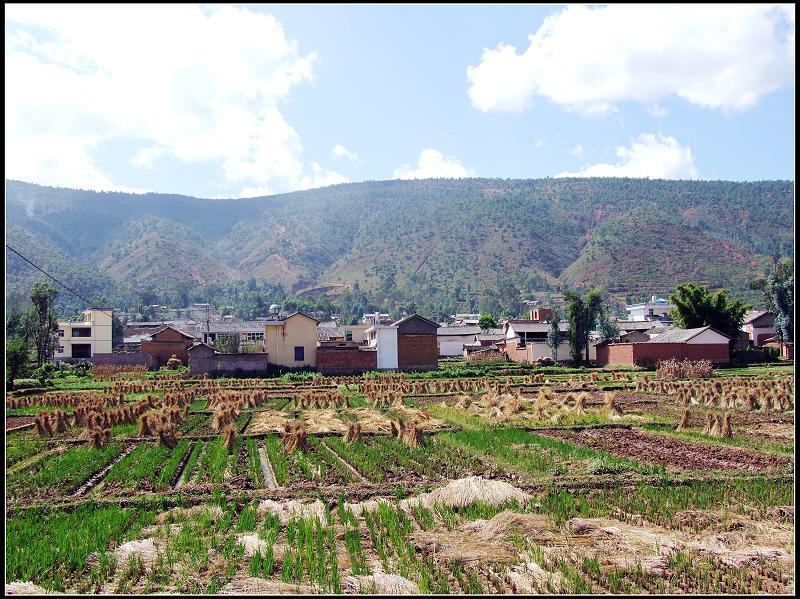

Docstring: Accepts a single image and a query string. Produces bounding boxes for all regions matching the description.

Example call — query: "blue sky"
[5,4,795,198]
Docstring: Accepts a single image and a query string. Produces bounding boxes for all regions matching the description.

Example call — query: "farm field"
[5,360,795,595]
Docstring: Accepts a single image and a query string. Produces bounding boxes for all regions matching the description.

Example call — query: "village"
[48,293,791,378]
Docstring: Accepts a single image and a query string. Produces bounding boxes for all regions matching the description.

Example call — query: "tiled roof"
[743,310,773,324]
[507,321,568,333]
[646,326,730,343]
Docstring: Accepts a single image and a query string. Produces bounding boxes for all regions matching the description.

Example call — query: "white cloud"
[331,144,362,165]
[131,146,165,168]
[569,144,584,158]
[467,4,794,115]
[535,138,545,147]
[296,162,350,190]
[5,4,342,193]
[239,186,273,198]
[647,104,668,118]
[393,149,475,180]
[555,134,698,179]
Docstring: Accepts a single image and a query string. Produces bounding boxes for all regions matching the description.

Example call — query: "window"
[72,328,91,338]
[294,346,305,361]
[58,329,65,337]
[345,330,353,341]
[245,332,263,342]
[58,346,64,353]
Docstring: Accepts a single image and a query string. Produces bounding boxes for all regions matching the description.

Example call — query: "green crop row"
[6,503,147,591]
[245,438,264,487]
[104,443,171,488]
[7,443,123,497]
[6,436,47,467]
[263,435,292,486]
[324,437,386,482]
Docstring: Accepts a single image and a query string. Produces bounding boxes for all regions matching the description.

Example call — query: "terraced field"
[5,361,794,594]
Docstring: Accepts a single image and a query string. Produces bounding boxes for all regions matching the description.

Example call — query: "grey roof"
[392,314,440,328]
[476,333,507,341]
[615,320,668,332]
[507,321,568,333]
[123,333,151,344]
[646,326,730,343]
[437,326,483,336]
[743,310,773,325]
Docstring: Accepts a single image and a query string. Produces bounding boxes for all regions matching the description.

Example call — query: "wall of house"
[438,337,472,357]
[375,328,399,369]
[92,352,157,369]
[317,345,377,374]
[140,340,191,367]
[189,349,270,376]
[397,334,438,371]
[264,315,318,368]
[596,342,729,366]
[527,340,575,362]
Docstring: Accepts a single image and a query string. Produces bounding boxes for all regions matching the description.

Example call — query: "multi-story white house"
[624,296,675,321]
[56,307,113,360]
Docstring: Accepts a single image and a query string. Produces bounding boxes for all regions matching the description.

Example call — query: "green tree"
[750,258,793,344]
[112,315,124,348]
[669,283,750,342]
[23,283,60,368]
[215,333,240,353]
[5,337,31,390]
[545,309,565,362]
[5,311,26,339]
[478,314,498,333]
[564,289,603,364]
[596,310,621,343]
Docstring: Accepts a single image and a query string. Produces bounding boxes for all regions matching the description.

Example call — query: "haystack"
[343,421,362,444]
[720,412,732,438]
[282,421,308,453]
[605,393,624,419]
[676,409,690,431]
[257,499,326,525]
[701,413,714,435]
[342,574,420,595]
[402,476,531,510]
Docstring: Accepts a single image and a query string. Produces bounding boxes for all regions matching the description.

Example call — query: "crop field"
[5,361,795,595]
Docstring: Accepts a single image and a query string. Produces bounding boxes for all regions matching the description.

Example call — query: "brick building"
[187,343,270,377]
[595,326,731,366]
[139,325,197,367]
[316,341,377,375]
[394,314,439,371]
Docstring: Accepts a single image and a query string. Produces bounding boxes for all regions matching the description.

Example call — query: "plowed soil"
[539,427,790,473]
[6,417,34,431]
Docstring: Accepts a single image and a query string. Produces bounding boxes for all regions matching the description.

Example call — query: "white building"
[624,296,675,321]
[56,307,114,360]
[365,324,399,369]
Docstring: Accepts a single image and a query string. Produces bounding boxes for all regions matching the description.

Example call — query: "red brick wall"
[140,341,192,367]
[317,347,377,374]
[596,343,635,366]
[397,334,438,371]
[596,342,729,366]
[498,340,530,363]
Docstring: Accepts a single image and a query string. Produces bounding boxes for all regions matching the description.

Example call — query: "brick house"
[741,311,777,347]
[316,341,377,375]
[595,326,731,366]
[187,343,270,377]
[393,314,440,371]
[139,325,197,367]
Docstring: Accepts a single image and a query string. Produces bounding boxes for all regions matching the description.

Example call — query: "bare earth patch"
[540,427,790,472]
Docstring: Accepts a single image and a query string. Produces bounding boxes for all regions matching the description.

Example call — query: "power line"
[5,243,115,321]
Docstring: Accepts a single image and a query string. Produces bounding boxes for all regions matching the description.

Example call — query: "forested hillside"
[5,178,793,318]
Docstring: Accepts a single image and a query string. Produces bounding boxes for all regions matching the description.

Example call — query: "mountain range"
[5,178,794,310]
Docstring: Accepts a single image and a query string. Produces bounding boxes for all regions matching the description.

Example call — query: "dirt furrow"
[257,444,278,489]
[319,439,368,483]
[73,443,138,497]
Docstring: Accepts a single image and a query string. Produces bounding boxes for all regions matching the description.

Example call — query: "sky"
[4,3,795,198]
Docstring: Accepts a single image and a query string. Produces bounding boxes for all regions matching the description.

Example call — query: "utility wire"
[5,243,115,321]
